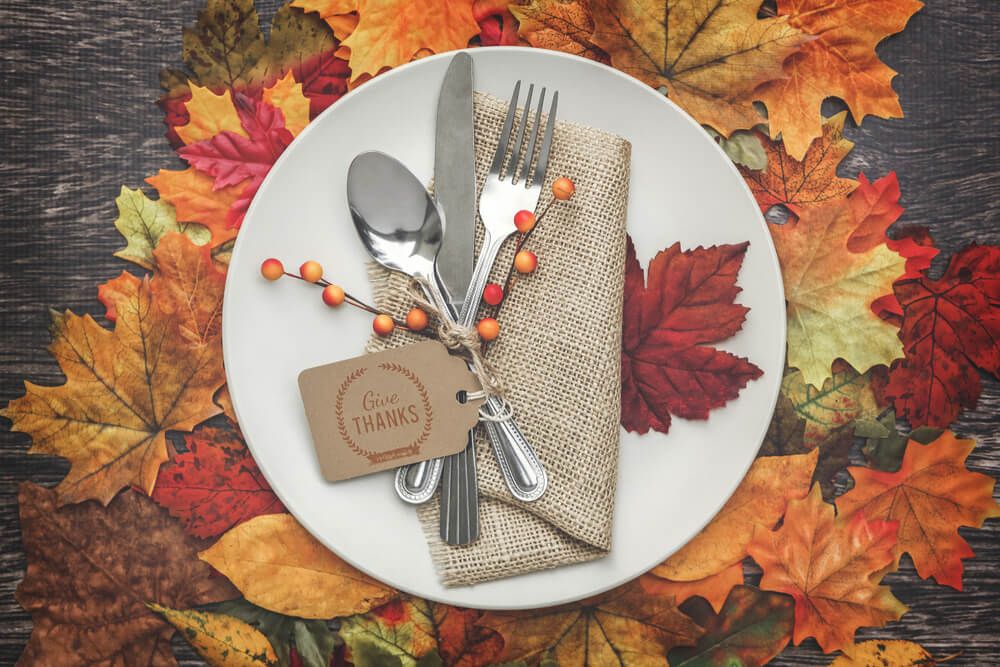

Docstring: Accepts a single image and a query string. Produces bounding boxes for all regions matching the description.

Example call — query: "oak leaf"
[620,238,762,435]
[479,579,702,664]
[882,243,1000,427]
[667,586,794,667]
[151,420,284,539]
[747,485,907,653]
[112,185,210,270]
[837,431,1000,590]
[263,70,312,136]
[652,450,817,581]
[146,168,242,247]
[639,562,744,614]
[587,0,806,136]
[15,483,236,665]
[739,112,857,216]
[828,639,934,666]
[3,273,225,504]
[341,0,480,82]
[757,0,924,160]
[200,513,396,619]
[149,604,278,666]
[772,197,905,387]
[510,0,610,64]
[176,85,247,145]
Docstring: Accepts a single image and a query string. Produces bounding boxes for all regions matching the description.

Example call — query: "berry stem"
[282,271,419,332]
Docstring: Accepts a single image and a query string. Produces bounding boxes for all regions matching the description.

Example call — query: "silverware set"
[347,53,557,545]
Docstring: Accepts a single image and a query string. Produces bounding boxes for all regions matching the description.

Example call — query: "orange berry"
[514,250,537,274]
[552,177,575,200]
[300,260,323,282]
[482,283,504,306]
[406,307,428,331]
[322,284,345,306]
[373,314,395,337]
[260,258,284,281]
[514,209,536,233]
[477,317,500,341]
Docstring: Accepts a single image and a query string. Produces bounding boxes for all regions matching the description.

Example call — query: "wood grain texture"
[0,1,996,665]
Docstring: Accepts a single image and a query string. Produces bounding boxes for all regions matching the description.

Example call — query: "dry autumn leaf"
[479,579,703,664]
[758,0,923,160]
[510,0,610,63]
[112,185,210,270]
[176,85,247,145]
[341,0,480,81]
[183,0,270,91]
[739,112,857,216]
[3,270,225,505]
[200,513,396,619]
[837,431,1000,590]
[781,364,881,449]
[640,562,744,614]
[149,604,278,666]
[652,450,818,581]
[748,485,907,653]
[146,167,243,247]
[587,0,806,136]
[772,197,905,387]
[15,483,236,665]
[263,70,312,136]
[152,232,227,350]
[828,639,934,666]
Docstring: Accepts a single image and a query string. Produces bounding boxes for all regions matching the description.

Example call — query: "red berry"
[406,307,428,331]
[373,314,395,336]
[300,260,323,282]
[482,283,504,306]
[514,209,536,233]
[514,250,537,274]
[261,258,284,281]
[552,177,575,200]
[477,317,500,341]
[322,284,345,306]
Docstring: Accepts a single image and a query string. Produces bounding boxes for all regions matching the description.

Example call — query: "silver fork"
[440,81,557,544]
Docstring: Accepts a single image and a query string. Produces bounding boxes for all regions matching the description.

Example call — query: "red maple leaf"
[178,93,294,229]
[151,420,285,539]
[474,0,520,46]
[294,47,351,119]
[621,237,762,434]
[883,243,1000,428]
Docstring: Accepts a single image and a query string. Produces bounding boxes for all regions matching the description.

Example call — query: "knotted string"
[407,279,514,423]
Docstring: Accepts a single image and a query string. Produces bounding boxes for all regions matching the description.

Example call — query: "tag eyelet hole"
[456,390,468,404]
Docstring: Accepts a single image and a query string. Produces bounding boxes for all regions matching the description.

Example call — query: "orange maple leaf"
[640,563,744,614]
[837,431,1000,590]
[2,237,225,505]
[146,168,242,247]
[748,485,907,653]
[510,0,610,64]
[152,233,227,351]
[587,0,807,136]
[740,112,858,217]
[175,85,246,146]
[757,0,924,160]
[340,0,480,82]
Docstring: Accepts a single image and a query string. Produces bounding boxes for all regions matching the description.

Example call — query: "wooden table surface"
[1,1,997,664]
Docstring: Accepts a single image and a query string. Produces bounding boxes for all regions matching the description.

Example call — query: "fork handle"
[459,232,506,327]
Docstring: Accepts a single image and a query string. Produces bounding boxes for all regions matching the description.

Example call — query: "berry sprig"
[476,176,575,344]
[260,258,429,337]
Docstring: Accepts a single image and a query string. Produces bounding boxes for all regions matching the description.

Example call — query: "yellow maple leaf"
[146,168,242,247]
[757,0,924,160]
[263,70,312,136]
[652,450,818,581]
[199,513,397,619]
[176,85,247,146]
[2,256,225,505]
[149,604,277,666]
[587,0,807,136]
[772,198,905,387]
[829,640,934,666]
[341,0,480,82]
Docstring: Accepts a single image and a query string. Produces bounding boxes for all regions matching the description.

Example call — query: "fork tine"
[519,87,546,185]
[531,90,558,188]
[490,81,521,175]
[505,84,534,182]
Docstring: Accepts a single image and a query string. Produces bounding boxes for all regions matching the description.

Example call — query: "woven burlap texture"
[366,92,631,586]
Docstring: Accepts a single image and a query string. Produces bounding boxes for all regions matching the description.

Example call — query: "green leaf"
[268,5,336,77]
[112,186,209,270]
[209,599,336,667]
[782,365,880,449]
[294,619,337,667]
[668,586,793,666]
[705,126,768,171]
[759,394,807,456]
[861,411,943,472]
[183,0,269,91]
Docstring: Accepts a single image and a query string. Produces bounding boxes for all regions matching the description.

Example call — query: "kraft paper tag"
[298,340,485,482]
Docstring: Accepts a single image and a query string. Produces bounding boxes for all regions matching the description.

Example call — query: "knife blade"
[433,52,476,315]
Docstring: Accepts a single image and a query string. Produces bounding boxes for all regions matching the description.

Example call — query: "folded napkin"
[367,92,631,586]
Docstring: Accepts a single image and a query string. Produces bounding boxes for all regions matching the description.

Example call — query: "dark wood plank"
[0,1,996,665]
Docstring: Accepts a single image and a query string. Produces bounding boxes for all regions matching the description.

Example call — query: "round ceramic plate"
[223,47,785,610]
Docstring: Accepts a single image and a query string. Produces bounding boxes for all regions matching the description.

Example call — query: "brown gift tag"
[298,340,484,482]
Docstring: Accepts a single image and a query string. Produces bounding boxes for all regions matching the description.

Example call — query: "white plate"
[223,47,785,610]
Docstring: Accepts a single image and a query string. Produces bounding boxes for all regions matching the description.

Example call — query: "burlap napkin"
[367,92,631,586]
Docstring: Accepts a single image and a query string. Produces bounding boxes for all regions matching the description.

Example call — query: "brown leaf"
[510,0,610,63]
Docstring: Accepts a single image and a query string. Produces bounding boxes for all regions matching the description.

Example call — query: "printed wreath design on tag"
[335,363,434,464]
